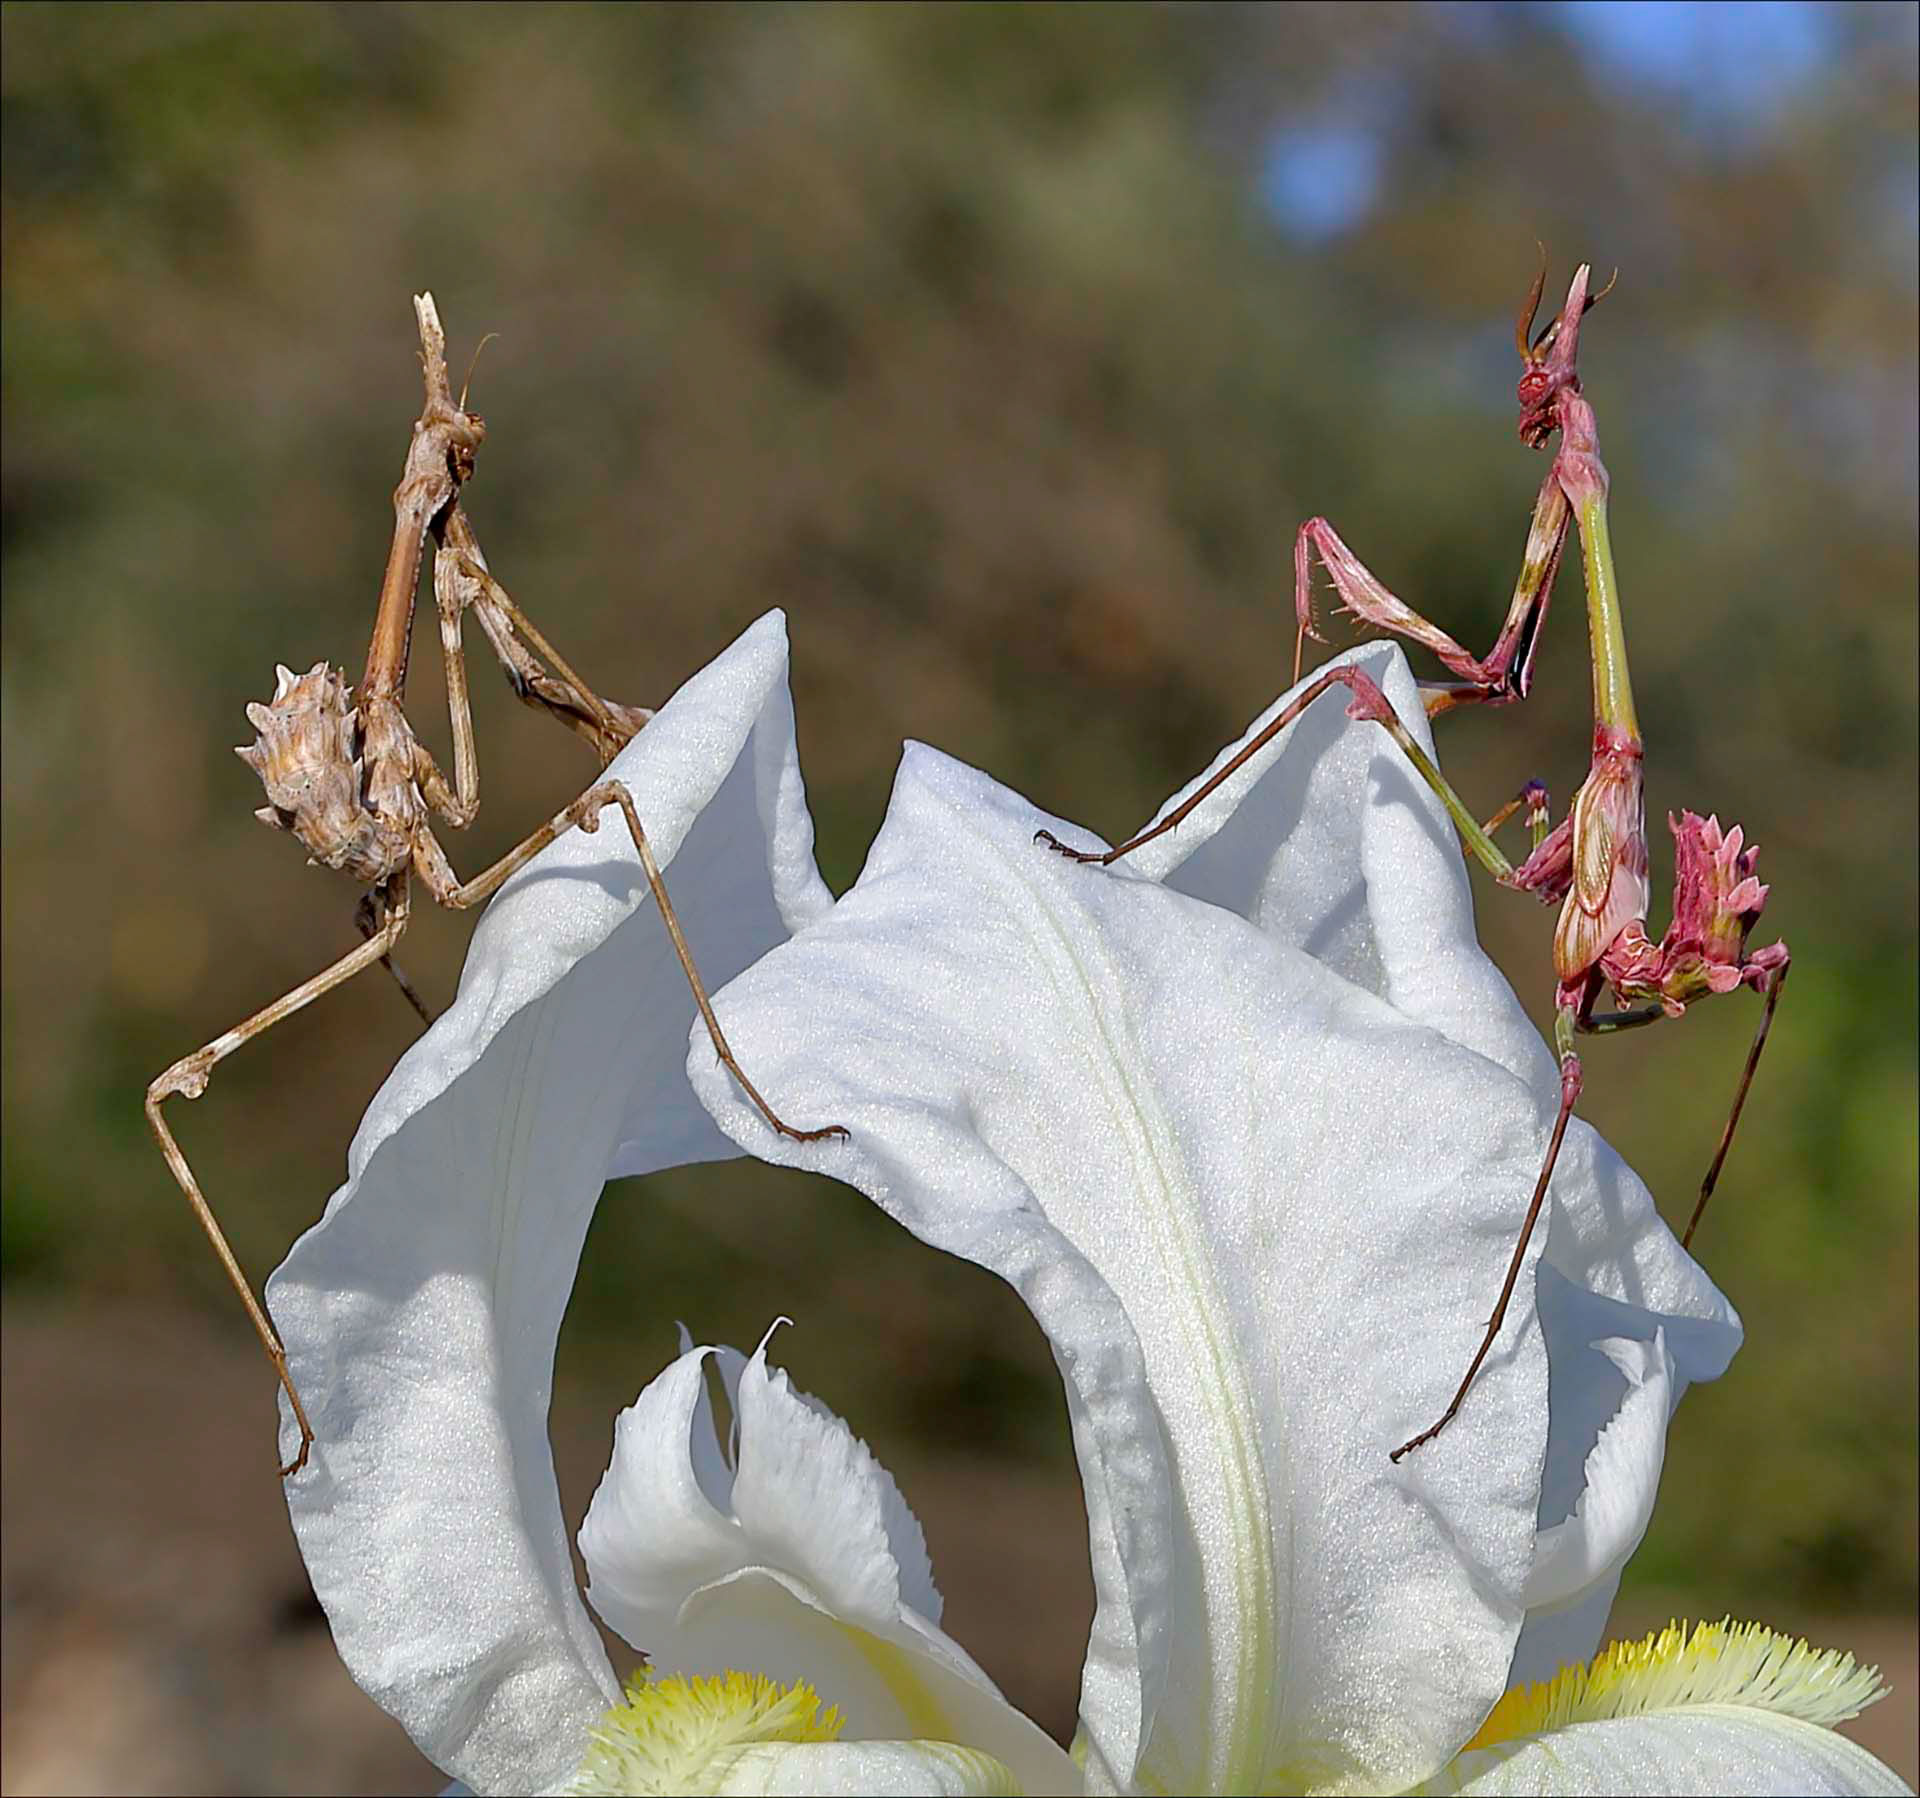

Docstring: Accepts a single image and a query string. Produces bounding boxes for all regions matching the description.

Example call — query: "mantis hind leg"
[1683,958,1789,1250]
[144,875,413,1477]
[1393,1024,1585,1462]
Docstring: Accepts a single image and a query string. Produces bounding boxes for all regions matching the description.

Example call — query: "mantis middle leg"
[409,777,847,1147]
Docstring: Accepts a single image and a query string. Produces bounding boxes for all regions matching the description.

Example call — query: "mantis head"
[1515,258,1615,449]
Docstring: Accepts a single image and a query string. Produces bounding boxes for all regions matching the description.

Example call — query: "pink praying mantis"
[1042,261,1788,1461]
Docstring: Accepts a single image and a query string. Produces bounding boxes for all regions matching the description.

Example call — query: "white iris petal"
[684,645,1766,1794]
[689,737,1561,1793]
[268,615,834,1795]
[580,1336,1078,1792]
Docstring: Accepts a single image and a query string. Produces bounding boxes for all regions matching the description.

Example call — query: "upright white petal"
[690,744,1588,1794]
[1107,643,1745,1695]
[579,1339,1079,1793]
[266,615,832,1796]
[1131,643,1552,1093]
[1124,648,1741,1366]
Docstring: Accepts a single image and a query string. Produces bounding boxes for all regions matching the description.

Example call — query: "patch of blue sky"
[1255,3,1847,242]
[1553,1,1831,127]
[1258,121,1384,244]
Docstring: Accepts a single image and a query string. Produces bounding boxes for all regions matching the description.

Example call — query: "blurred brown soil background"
[3,5,1915,1792]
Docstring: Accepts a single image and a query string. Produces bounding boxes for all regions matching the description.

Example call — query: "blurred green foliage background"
[3,4,1914,1789]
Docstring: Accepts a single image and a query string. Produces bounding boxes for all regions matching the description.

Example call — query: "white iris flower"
[267,616,1905,1797]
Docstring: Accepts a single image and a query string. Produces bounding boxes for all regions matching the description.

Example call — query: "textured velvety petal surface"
[1111,644,1744,1702]
[1125,643,1554,1096]
[688,744,1597,1794]
[266,615,831,1796]
[1422,1711,1911,1797]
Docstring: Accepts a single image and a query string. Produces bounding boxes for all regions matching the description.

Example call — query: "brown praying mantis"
[147,295,844,1480]
[1041,261,1788,1461]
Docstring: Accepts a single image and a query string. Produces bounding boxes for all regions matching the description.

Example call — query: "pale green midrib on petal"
[953,799,1278,1794]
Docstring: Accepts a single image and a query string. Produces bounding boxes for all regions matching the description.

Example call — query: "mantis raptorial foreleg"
[147,875,414,1476]
[1291,466,1572,718]
[438,507,652,768]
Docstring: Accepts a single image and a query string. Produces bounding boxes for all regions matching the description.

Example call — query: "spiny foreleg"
[1292,464,1571,718]
[436,508,651,769]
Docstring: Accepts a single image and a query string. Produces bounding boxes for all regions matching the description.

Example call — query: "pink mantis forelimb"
[1290,258,1615,720]
[1289,482,1569,718]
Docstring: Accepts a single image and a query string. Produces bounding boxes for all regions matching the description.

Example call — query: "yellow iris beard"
[1464,1617,1889,1752]
[568,1669,843,1796]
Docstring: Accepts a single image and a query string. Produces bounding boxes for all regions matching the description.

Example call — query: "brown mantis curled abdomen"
[1042,259,1789,1460]
[147,296,845,1478]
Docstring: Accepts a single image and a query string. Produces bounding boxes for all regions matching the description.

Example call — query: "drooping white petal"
[1415,1619,1908,1796]
[690,744,1591,1795]
[1510,1257,1741,1689]
[1430,1713,1911,1797]
[265,615,833,1796]
[579,1338,1079,1794]
[704,1740,1024,1795]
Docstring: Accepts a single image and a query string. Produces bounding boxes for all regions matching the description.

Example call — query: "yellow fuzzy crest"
[1465,1617,1888,1753]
